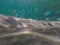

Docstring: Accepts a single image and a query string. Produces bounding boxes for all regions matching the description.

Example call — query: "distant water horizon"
[0,0,60,21]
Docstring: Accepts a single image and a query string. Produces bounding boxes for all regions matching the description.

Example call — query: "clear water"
[0,0,60,21]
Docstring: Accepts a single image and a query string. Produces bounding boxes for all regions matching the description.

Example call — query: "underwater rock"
[0,15,60,45]
[44,11,52,17]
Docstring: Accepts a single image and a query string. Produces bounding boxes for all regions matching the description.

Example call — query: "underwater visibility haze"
[0,1,60,45]
[0,0,60,21]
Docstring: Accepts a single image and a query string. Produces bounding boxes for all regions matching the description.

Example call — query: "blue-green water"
[0,0,60,21]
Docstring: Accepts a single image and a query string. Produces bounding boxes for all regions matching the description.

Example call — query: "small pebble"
[22,23,27,28]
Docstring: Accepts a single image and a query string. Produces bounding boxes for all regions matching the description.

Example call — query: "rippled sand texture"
[0,15,60,45]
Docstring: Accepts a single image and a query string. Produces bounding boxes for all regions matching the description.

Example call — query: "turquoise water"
[0,0,60,21]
